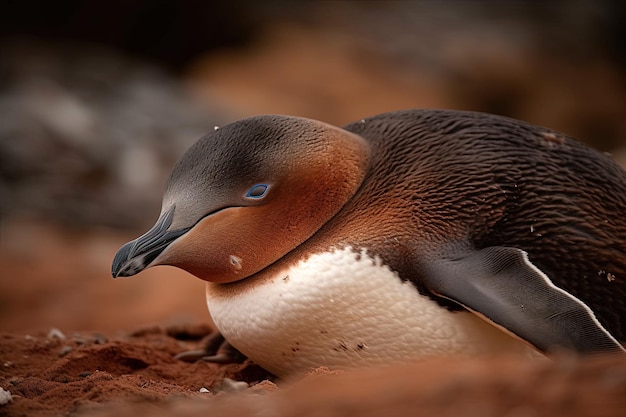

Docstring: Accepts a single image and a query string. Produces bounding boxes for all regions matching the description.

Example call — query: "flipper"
[424,246,625,354]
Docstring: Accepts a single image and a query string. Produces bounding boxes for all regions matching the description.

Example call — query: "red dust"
[1,327,625,417]
[0,326,272,416]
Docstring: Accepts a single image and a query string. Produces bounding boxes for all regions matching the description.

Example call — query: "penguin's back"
[338,110,626,341]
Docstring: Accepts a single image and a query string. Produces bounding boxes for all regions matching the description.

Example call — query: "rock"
[0,40,231,231]
[0,387,12,405]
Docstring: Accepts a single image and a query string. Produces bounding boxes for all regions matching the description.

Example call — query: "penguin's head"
[112,115,370,283]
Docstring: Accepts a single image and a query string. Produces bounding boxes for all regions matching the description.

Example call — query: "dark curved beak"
[111,206,189,278]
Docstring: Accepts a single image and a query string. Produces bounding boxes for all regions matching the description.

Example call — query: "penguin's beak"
[111,205,189,278]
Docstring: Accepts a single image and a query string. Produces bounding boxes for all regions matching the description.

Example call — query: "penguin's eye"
[245,183,269,199]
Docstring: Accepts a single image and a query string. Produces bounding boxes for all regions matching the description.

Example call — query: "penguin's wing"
[424,246,624,354]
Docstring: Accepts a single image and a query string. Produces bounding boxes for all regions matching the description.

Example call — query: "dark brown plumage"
[339,110,626,341]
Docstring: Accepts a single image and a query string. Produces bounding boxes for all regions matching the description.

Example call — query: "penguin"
[112,109,626,377]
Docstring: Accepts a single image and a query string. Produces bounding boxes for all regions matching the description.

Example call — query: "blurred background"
[1,0,625,333]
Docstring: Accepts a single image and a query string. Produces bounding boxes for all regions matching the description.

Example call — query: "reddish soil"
[0,325,271,416]
[1,326,625,417]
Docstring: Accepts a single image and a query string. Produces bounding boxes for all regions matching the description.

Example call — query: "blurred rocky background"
[1,0,625,332]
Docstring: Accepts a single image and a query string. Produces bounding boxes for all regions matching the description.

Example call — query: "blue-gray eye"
[246,183,269,199]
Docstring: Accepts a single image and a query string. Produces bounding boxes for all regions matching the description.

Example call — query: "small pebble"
[212,378,249,393]
[0,387,13,405]
[198,387,210,393]
[48,328,66,340]
[59,346,74,357]
[72,335,88,345]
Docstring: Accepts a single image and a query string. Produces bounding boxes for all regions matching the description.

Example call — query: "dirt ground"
[1,323,626,417]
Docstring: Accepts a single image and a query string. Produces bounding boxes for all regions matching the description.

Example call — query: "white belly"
[206,247,534,377]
